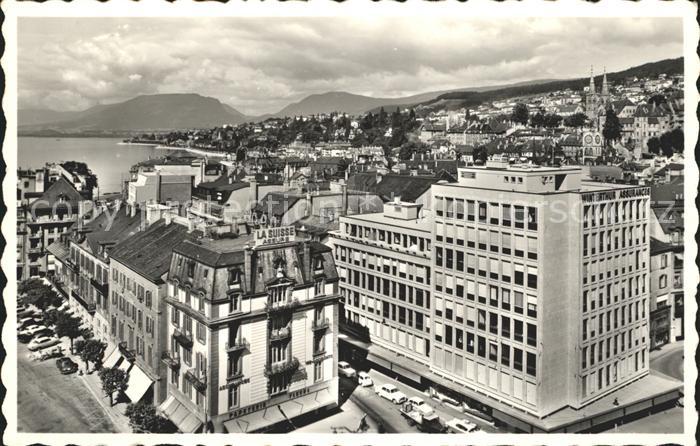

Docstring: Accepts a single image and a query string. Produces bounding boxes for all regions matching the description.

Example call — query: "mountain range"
[18,57,682,134]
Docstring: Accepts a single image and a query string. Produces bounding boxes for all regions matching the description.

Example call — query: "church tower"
[600,67,610,106]
[585,66,597,120]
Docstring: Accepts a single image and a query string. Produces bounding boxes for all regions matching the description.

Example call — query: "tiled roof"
[347,173,450,203]
[110,220,196,283]
[80,206,143,255]
[255,192,302,219]
[47,239,71,262]
[650,237,676,256]
[33,177,84,209]
[174,234,251,267]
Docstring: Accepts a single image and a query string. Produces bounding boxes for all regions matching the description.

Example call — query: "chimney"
[341,183,348,216]
[155,170,162,203]
[164,211,172,225]
[305,192,312,218]
[244,244,254,291]
[302,240,312,281]
[130,203,136,218]
[187,218,195,233]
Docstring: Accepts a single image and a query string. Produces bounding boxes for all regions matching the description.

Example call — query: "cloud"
[18,17,683,116]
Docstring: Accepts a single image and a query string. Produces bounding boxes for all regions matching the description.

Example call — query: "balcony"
[269,326,291,342]
[28,246,43,255]
[66,258,80,272]
[118,341,136,362]
[90,278,108,296]
[226,370,245,385]
[264,357,300,377]
[184,368,207,392]
[312,317,330,331]
[71,290,97,315]
[265,298,300,314]
[173,328,194,348]
[161,350,181,369]
[225,338,249,353]
[313,348,327,358]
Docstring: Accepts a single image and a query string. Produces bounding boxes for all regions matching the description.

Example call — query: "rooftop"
[342,209,433,233]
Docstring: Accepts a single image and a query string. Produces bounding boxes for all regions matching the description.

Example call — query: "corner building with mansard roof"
[160,226,340,433]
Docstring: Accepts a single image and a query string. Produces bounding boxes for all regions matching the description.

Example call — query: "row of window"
[581,328,646,370]
[436,226,538,262]
[583,255,647,286]
[342,288,430,333]
[337,246,430,285]
[582,224,647,257]
[436,312,538,349]
[582,282,646,314]
[342,223,432,254]
[110,316,154,368]
[582,199,648,229]
[583,302,647,342]
[341,270,432,311]
[71,247,109,285]
[581,352,646,397]
[434,197,539,232]
[436,277,539,320]
[435,250,539,290]
[112,269,153,308]
[436,327,538,378]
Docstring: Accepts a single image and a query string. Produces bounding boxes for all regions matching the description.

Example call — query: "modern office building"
[159,225,341,433]
[430,161,651,419]
[331,200,434,372]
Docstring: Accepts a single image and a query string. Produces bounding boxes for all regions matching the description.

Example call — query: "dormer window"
[313,257,323,271]
[187,261,195,278]
[228,268,241,287]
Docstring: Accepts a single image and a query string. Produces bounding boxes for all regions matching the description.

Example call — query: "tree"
[543,114,563,129]
[54,312,82,353]
[41,308,63,327]
[530,111,545,128]
[79,339,106,372]
[564,112,587,128]
[235,147,246,162]
[511,103,529,125]
[668,128,683,153]
[647,94,667,107]
[601,107,622,146]
[473,145,488,164]
[125,401,171,433]
[99,367,129,406]
[22,281,63,311]
[647,136,661,155]
[19,278,44,296]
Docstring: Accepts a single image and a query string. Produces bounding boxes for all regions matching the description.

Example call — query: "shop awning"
[102,347,122,369]
[223,387,336,433]
[160,396,202,433]
[278,387,336,418]
[125,364,154,403]
[223,405,286,433]
[118,358,132,373]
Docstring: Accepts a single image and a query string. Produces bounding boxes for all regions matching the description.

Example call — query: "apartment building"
[331,200,434,371]
[430,161,651,419]
[105,213,195,405]
[160,226,340,433]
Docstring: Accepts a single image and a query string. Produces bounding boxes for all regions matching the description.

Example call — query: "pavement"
[603,405,684,433]
[295,396,381,433]
[649,340,684,381]
[17,340,119,433]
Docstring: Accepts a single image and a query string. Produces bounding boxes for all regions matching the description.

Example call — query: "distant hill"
[420,57,683,111]
[270,79,559,118]
[19,93,248,133]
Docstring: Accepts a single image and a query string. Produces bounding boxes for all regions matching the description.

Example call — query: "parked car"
[19,317,41,329]
[18,324,49,341]
[28,336,60,351]
[56,357,79,374]
[338,361,357,379]
[30,345,63,361]
[445,418,479,433]
[358,371,373,387]
[374,383,407,404]
[400,399,446,433]
[18,308,35,319]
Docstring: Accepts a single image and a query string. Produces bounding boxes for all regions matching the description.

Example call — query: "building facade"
[332,201,434,367]
[160,227,341,433]
[430,161,650,418]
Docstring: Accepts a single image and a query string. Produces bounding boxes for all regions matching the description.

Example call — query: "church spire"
[601,66,609,97]
[589,65,596,93]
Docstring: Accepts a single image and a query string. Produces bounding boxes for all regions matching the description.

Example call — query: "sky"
[18,17,683,116]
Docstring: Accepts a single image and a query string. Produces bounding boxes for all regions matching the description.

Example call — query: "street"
[17,341,118,433]
[650,341,684,381]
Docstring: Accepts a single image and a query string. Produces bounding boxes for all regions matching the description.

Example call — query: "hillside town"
[15,66,685,435]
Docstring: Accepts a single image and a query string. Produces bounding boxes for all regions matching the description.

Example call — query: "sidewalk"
[58,337,132,433]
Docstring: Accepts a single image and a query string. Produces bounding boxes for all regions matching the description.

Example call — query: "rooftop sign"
[254,226,296,247]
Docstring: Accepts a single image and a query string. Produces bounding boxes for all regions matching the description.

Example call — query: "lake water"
[18,137,178,194]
